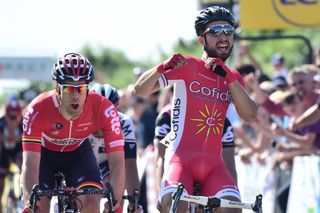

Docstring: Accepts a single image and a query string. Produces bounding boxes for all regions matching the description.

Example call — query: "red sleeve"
[231,69,245,87]
[158,56,194,88]
[98,98,124,153]
[22,104,43,153]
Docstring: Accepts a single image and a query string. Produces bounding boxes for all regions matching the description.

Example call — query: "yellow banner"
[240,0,320,29]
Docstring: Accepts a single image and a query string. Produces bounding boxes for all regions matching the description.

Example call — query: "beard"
[205,45,233,62]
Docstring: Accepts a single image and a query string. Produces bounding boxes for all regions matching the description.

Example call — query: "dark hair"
[236,64,256,76]
[194,6,235,36]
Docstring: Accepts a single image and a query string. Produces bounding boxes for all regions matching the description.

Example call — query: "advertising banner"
[240,0,320,29]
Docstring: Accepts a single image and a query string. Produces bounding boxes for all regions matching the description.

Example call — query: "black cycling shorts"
[39,139,103,190]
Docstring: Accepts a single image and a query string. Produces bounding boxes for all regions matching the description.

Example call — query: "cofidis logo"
[272,0,320,27]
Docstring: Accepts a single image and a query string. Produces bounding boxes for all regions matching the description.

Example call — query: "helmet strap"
[203,35,210,56]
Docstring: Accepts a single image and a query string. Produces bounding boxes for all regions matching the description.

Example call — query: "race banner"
[240,0,320,29]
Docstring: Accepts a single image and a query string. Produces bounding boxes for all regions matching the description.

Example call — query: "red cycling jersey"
[22,91,124,153]
[159,56,242,155]
[158,56,243,198]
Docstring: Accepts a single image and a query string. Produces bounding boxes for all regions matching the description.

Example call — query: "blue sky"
[1,0,199,61]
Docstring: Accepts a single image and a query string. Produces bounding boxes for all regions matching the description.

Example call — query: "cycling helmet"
[52,53,94,84]
[195,6,235,36]
[5,99,22,119]
[90,83,120,106]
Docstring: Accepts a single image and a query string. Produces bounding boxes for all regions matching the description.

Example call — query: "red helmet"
[52,53,94,83]
[5,100,21,119]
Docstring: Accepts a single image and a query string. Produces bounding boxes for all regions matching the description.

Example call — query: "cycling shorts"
[159,150,240,200]
[39,139,103,190]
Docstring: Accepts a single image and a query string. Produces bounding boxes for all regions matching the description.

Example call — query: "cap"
[271,53,284,65]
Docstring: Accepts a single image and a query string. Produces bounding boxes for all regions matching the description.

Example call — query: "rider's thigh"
[161,192,188,213]
[214,195,242,213]
[77,194,101,212]
[37,196,50,213]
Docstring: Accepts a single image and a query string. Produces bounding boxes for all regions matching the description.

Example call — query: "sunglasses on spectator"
[204,24,235,37]
[291,79,305,87]
[281,94,296,106]
[59,84,89,94]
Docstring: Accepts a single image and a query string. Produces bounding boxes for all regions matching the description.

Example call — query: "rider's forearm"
[125,159,140,195]
[20,154,40,206]
[110,158,125,203]
[229,81,258,122]
[133,66,161,96]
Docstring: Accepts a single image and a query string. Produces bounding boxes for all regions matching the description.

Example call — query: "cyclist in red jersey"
[20,53,125,213]
[133,6,257,213]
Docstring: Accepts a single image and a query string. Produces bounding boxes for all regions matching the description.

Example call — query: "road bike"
[28,172,116,213]
[170,183,263,213]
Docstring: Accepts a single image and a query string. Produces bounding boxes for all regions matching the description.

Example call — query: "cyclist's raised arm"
[20,151,40,208]
[133,54,186,97]
[133,66,161,96]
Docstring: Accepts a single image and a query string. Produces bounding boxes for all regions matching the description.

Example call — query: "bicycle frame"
[170,183,263,213]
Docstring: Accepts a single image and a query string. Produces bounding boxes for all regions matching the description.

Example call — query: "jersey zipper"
[61,120,73,152]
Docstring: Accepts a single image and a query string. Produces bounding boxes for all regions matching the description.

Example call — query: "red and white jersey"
[22,91,124,153]
[158,56,243,156]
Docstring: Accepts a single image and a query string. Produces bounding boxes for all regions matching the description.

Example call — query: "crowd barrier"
[287,155,320,213]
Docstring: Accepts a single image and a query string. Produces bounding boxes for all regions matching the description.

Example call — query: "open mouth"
[217,43,229,52]
[71,104,79,110]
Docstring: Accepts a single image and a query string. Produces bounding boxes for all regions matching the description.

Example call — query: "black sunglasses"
[282,94,296,106]
[291,79,305,87]
[203,24,235,37]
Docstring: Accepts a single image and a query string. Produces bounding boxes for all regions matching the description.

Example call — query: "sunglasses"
[204,24,235,37]
[282,94,296,106]
[291,79,305,87]
[59,84,89,94]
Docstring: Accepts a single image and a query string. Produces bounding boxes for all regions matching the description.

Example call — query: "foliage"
[80,45,153,89]
[75,28,320,88]
[166,28,320,77]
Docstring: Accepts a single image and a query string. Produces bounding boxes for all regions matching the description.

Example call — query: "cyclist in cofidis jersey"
[154,105,237,190]
[133,6,258,213]
[89,83,143,213]
[21,53,125,213]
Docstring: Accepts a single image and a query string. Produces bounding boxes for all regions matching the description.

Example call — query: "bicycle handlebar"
[122,188,140,211]
[171,183,263,213]
[28,184,113,211]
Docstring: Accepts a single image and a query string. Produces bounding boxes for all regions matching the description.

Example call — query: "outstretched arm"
[291,103,320,130]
